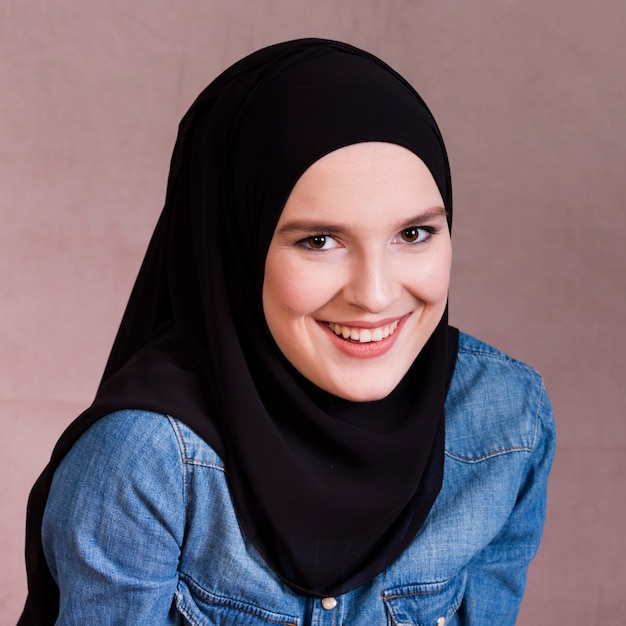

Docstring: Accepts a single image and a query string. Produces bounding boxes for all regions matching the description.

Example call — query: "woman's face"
[263,142,452,402]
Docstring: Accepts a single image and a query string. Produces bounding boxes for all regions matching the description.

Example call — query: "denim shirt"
[42,332,556,625]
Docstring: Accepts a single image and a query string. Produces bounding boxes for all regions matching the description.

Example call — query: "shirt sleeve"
[456,381,557,625]
[42,410,186,625]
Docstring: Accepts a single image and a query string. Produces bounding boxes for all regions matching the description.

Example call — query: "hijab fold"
[19,39,458,624]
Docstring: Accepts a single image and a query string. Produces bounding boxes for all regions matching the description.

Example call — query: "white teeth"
[328,320,399,343]
[359,329,372,343]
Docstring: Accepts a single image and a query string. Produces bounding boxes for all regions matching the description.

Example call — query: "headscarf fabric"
[19,38,458,624]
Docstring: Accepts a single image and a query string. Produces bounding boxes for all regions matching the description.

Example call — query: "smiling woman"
[19,39,555,625]
[264,142,452,401]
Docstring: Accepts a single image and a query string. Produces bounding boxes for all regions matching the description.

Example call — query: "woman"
[19,39,555,625]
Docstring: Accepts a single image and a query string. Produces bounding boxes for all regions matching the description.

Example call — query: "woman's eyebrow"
[275,220,346,235]
[396,207,449,227]
[276,206,447,236]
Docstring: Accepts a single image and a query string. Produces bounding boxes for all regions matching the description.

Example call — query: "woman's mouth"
[327,320,400,343]
[320,316,409,359]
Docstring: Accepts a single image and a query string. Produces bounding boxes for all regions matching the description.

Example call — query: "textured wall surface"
[1,1,624,623]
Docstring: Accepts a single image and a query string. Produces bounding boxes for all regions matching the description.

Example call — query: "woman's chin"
[321,376,400,403]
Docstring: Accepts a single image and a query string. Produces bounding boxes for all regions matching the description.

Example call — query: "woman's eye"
[398,227,431,244]
[300,235,339,250]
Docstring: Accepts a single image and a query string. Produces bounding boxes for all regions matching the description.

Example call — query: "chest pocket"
[382,575,465,626]
[175,576,300,626]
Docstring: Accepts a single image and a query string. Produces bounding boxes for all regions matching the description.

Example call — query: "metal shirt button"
[321,597,337,610]
[436,618,446,626]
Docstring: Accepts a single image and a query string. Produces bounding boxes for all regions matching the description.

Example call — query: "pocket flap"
[382,574,465,626]
[175,576,300,626]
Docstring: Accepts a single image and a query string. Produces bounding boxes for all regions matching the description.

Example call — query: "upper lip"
[321,315,407,329]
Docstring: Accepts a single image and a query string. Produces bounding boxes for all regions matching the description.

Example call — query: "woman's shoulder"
[445,331,555,460]
[456,331,541,372]
[45,410,226,557]
[453,331,546,395]
[58,409,224,478]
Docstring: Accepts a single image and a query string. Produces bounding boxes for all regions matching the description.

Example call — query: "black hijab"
[19,38,458,624]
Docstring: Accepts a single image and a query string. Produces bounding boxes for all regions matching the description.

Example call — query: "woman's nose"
[342,252,401,313]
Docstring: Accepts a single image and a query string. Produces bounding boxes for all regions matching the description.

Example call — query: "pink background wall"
[1,1,624,623]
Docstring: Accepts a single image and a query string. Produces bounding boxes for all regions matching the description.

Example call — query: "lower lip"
[318,315,410,359]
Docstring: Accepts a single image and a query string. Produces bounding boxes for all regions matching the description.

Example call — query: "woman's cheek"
[278,257,342,314]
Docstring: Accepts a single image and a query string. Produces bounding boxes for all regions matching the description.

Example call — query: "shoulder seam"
[165,415,189,512]
[531,377,546,449]
[457,345,539,374]
[165,415,226,473]
[457,334,542,377]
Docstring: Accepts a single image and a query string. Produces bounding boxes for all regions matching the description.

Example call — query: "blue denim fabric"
[42,332,556,625]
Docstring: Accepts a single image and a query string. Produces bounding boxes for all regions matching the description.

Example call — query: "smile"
[327,320,400,343]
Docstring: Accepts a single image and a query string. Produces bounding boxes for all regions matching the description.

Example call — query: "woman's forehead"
[276,142,445,231]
